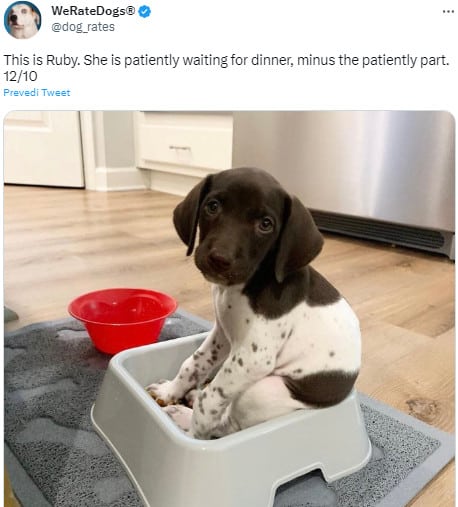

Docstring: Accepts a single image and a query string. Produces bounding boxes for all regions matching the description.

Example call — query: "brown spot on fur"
[216,387,227,398]
[284,370,358,407]
[305,268,341,307]
[238,357,244,367]
[252,342,258,352]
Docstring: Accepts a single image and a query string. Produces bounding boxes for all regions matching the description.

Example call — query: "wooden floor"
[3,185,455,505]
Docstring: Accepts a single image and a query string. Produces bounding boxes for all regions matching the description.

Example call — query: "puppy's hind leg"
[163,405,193,434]
[229,376,307,431]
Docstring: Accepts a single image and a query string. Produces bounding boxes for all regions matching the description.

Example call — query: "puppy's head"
[8,4,39,30]
[173,167,323,286]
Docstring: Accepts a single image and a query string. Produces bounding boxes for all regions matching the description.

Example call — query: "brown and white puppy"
[8,3,40,39]
[147,167,361,439]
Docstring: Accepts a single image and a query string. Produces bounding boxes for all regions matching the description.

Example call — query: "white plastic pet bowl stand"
[92,333,372,507]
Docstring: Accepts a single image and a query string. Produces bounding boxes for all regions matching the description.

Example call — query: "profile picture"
[4,1,41,39]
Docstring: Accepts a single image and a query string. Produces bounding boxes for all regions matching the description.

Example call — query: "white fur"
[8,4,40,39]
[147,283,361,439]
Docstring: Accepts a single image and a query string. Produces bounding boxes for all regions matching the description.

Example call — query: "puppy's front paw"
[163,405,193,434]
[146,380,179,406]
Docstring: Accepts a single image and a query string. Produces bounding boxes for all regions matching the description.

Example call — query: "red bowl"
[68,288,177,354]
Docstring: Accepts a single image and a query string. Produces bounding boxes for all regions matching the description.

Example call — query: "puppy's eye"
[21,8,27,13]
[205,199,220,215]
[258,217,275,233]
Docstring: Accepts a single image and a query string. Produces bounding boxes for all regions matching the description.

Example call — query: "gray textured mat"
[4,313,454,507]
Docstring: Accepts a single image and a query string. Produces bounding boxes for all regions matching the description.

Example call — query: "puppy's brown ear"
[275,196,323,283]
[173,175,213,256]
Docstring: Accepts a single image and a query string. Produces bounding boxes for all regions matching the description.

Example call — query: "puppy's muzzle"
[207,249,232,273]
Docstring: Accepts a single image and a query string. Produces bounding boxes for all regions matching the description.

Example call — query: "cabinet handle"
[169,145,191,151]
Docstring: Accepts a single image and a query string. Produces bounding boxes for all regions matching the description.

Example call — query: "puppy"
[147,167,361,439]
[8,3,40,39]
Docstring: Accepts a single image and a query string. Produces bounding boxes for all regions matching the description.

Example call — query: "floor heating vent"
[310,210,455,259]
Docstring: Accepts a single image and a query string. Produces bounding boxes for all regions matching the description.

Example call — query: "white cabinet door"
[4,111,84,187]
[134,112,233,195]
[136,112,233,173]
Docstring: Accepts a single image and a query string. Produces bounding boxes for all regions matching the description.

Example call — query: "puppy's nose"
[208,250,232,272]
[10,14,17,22]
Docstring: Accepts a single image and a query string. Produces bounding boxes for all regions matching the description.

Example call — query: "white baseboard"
[94,166,147,191]
[142,169,204,196]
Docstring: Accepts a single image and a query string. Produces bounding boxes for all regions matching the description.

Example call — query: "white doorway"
[4,111,84,188]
